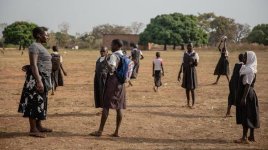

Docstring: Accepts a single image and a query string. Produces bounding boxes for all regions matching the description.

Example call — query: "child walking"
[152,52,164,92]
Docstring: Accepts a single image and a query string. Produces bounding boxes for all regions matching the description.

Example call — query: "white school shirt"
[108,50,123,67]
[52,51,63,63]
[181,50,199,63]
[153,58,163,71]
[99,56,105,62]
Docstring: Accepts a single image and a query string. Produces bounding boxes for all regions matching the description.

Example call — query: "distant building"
[103,34,139,49]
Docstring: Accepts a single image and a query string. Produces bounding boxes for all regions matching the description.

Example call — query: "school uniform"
[131,48,142,79]
[181,50,199,90]
[236,51,260,129]
[51,52,64,89]
[214,49,230,75]
[94,56,108,108]
[153,58,163,87]
[228,62,243,106]
[103,50,126,109]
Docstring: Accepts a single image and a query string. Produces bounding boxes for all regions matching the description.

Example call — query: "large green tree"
[139,13,208,50]
[247,24,268,45]
[2,21,37,50]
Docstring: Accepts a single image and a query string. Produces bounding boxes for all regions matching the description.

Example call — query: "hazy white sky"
[0,0,268,35]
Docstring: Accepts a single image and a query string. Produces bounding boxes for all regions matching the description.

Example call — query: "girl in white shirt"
[152,52,164,92]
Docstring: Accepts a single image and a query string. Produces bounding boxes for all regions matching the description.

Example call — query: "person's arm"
[29,53,44,93]
[60,63,67,76]
[194,53,199,67]
[161,61,164,76]
[178,63,183,82]
[152,62,155,77]
[218,41,222,52]
[140,55,144,60]
[240,84,250,106]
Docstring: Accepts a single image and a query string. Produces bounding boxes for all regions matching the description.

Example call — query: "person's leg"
[190,90,195,108]
[214,75,220,84]
[186,89,190,107]
[36,120,53,132]
[112,109,123,137]
[29,118,45,138]
[234,125,249,144]
[226,75,230,83]
[248,128,255,142]
[90,108,109,136]
[225,105,232,117]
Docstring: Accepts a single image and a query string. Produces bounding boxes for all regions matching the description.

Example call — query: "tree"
[197,12,216,33]
[130,22,144,34]
[139,13,208,50]
[234,23,251,43]
[91,24,132,39]
[2,21,37,50]
[56,22,71,48]
[247,24,268,45]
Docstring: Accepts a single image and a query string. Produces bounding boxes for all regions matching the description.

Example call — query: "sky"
[0,0,268,35]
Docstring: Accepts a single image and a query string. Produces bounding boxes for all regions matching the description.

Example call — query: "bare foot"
[110,133,120,137]
[29,131,46,138]
[248,136,256,142]
[234,138,250,144]
[89,131,102,137]
[212,82,218,85]
[225,113,232,118]
[37,127,53,132]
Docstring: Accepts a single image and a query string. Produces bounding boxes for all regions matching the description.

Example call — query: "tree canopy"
[247,24,268,45]
[2,21,37,50]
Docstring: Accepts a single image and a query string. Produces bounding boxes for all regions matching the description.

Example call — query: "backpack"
[115,53,132,84]
[51,53,61,71]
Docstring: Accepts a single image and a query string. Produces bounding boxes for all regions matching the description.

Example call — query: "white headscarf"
[240,51,257,75]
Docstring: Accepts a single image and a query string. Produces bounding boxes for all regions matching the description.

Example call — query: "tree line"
[0,12,267,50]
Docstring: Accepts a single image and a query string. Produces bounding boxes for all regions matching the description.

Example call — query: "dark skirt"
[228,64,242,106]
[94,73,107,108]
[51,69,64,89]
[236,87,260,128]
[181,66,198,90]
[103,74,126,109]
[154,70,162,87]
[214,53,230,75]
[18,71,49,120]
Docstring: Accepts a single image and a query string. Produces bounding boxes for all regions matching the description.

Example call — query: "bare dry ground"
[0,48,267,150]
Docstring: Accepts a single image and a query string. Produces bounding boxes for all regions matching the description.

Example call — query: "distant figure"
[213,36,230,84]
[235,51,259,144]
[90,39,126,137]
[225,53,244,117]
[130,43,144,79]
[51,46,67,95]
[18,26,53,138]
[178,43,199,108]
[152,52,164,92]
[94,47,108,111]
[122,49,134,87]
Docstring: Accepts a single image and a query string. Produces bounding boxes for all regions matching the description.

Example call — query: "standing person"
[90,39,126,137]
[130,43,144,79]
[18,27,53,138]
[122,49,134,87]
[94,47,108,112]
[213,36,230,84]
[152,52,164,92]
[235,51,260,144]
[178,43,199,108]
[225,53,244,117]
[51,46,67,95]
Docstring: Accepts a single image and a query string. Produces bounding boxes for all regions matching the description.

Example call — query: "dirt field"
[0,48,267,150]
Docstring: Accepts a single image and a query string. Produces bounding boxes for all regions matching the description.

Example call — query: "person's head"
[187,42,193,52]
[52,46,58,52]
[156,52,160,58]
[130,43,138,49]
[238,53,244,62]
[111,39,123,52]
[100,46,108,57]
[32,26,48,43]
[243,51,257,65]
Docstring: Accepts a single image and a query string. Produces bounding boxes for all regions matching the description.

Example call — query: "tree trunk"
[164,44,167,50]
[19,44,22,50]
[173,44,176,50]
[180,44,184,50]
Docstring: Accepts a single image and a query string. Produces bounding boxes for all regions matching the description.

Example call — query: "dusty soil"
[0,49,267,150]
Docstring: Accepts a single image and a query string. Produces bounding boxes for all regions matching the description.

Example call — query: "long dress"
[236,75,260,128]
[131,49,141,79]
[228,63,243,106]
[51,53,64,90]
[181,51,198,90]
[214,51,230,75]
[94,57,108,108]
